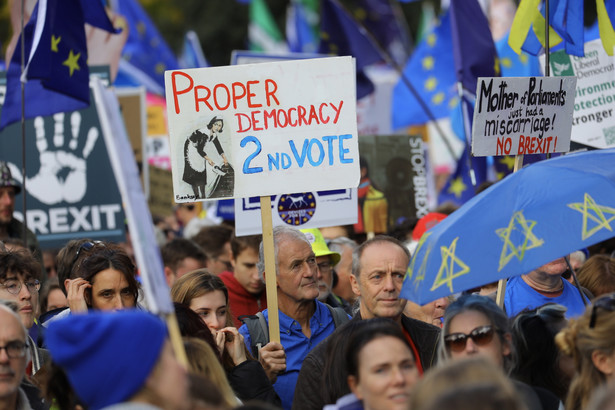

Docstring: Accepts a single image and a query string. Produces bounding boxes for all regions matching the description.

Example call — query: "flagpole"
[456,83,476,187]
[331,0,457,160]
[20,0,28,247]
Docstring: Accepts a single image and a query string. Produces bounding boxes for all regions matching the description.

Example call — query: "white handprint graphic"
[8,112,99,205]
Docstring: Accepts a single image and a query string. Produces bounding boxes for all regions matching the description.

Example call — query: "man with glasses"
[0,249,47,377]
[300,229,351,314]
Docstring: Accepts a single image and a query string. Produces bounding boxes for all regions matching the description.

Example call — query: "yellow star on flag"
[406,233,432,287]
[427,33,437,47]
[51,35,61,52]
[501,57,513,68]
[499,156,516,171]
[422,56,435,70]
[448,96,459,109]
[63,50,81,76]
[448,177,467,198]
[432,92,445,105]
[430,237,470,293]
[567,193,615,240]
[496,211,544,271]
[424,76,437,91]
[494,57,501,75]
[519,54,529,64]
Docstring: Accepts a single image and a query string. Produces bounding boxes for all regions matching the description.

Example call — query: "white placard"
[164,56,360,202]
[471,76,577,156]
[234,189,358,236]
[547,39,615,148]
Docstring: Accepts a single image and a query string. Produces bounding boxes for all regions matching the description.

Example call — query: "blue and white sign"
[165,56,360,202]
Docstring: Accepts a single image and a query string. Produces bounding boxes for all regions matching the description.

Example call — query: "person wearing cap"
[300,229,351,314]
[0,162,41,262]
[45,310,190,410]
[238,226,350,410]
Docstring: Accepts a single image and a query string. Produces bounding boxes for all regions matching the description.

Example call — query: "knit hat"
[46,310,167,410]
[0,162,21,194]
[301,228,341,266]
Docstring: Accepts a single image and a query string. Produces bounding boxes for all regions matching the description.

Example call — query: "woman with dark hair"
[182,116,229,199]
[440,294,560,410]
[172,270,280,406]
[67,242,139,313]
[511,303,573,401]
[332,318,418,410]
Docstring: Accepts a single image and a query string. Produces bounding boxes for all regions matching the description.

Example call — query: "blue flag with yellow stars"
[113,0,179,94]
[449,0,498,93]
[438,96,486,206]
[496,32,542,77]
[0,0,118,130]
[392,10,457,129]
[319,0,383,99]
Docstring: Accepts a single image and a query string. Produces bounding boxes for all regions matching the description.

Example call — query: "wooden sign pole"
[260,195,281,343]
[495,154,524,308]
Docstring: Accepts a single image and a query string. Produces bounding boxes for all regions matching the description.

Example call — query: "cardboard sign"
[234,189,357,236]
[472,76,577,157]
[549,39,615,148]
[0,69,126,249]
[164,56,360,202]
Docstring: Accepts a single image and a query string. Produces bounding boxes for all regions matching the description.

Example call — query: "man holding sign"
[239,227,349,410]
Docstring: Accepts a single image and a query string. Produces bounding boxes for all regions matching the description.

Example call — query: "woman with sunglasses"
[556,293,615,410]
[439,294,560,410]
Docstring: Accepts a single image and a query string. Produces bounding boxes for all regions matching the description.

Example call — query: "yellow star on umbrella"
[568,193,615,240]
[430,237,470,293]
[496,210,544,271]
[422,56,435,70]
[499,156,516,171]
[63,50,81,77]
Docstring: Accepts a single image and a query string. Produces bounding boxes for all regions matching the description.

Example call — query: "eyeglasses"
[444,325,497,352]
[0,279,41,295]
[589,293,615,328]
[0,341,28,359]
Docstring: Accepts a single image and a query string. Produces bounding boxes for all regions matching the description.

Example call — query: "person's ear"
[63,279,71,293]
[347,375,362,400]
[501,332,513,357]
[349,274,361,297]
[592,350,615,376]
[163,267,176,287]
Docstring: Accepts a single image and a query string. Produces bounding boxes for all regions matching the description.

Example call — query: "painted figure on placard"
[182,116,234,199]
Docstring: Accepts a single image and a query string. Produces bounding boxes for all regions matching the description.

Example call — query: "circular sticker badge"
[277,193,316,226]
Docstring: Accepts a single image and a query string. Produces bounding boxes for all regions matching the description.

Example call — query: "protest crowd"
[2,158,615,410]
[2,0,615,409]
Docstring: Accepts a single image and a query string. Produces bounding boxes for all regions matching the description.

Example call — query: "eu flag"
[319,0,383,99]
[449,0,498,93]
[392,10,457,129]
[496,32,542,77]
[113,0,179,94]
[438,96,486,206]
[0,0,117,130]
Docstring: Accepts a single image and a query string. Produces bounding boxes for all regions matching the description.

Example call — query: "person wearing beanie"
[0,162,41,266]
[45,310,190,410]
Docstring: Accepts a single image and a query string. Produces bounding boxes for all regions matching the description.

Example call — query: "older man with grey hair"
[239,226,349,410]
[0,301,46,410]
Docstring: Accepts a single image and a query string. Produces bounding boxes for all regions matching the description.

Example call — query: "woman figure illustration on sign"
[182,116,229,199]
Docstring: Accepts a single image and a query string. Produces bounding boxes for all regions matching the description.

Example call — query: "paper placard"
[472,76,576,156]
[164,56,360,202]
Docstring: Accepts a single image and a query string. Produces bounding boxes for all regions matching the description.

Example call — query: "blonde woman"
[556,293,615,410]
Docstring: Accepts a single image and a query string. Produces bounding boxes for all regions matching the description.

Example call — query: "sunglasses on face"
[589,293,615,328]
[444,325,496,353]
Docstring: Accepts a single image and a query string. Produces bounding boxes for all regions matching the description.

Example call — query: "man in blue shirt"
[505,257,588,318]
[239,226,342,410]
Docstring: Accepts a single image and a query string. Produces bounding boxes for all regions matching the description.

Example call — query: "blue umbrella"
[401,148,615,305]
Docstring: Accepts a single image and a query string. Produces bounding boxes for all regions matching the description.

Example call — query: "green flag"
[249,0,289,53]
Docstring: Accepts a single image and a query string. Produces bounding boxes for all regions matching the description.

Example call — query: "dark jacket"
[291,314,440,410]
[228,360,282,408]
